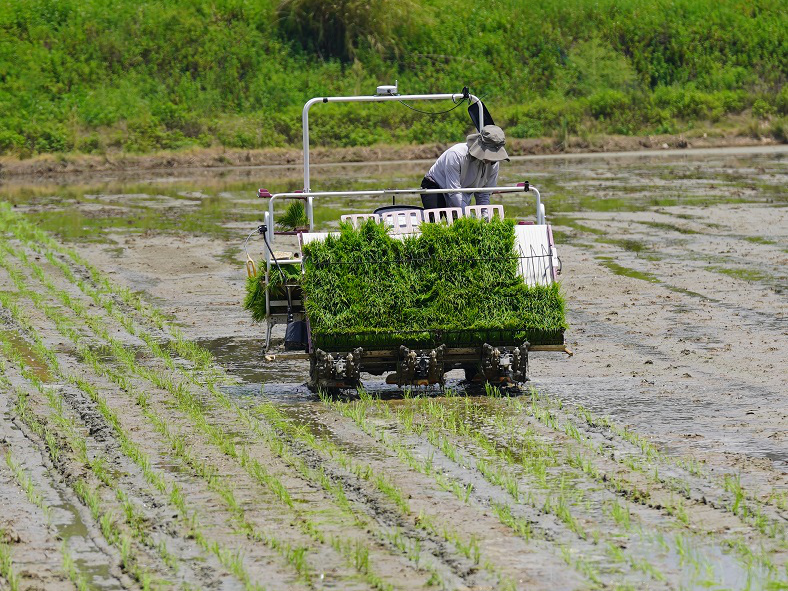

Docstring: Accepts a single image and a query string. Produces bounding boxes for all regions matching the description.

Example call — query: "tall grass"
[0,0,784,155]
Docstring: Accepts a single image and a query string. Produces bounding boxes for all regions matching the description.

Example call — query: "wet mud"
[0,145,785,590]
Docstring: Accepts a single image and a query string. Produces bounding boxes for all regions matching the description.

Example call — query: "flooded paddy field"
[0,146,785,590]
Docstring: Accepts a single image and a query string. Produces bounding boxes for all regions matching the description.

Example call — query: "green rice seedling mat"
[301,218,566,350]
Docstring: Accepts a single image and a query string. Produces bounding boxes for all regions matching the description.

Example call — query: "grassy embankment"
[0,0,785,160]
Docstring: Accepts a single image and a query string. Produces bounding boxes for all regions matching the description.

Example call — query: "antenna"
[375,80,398,96]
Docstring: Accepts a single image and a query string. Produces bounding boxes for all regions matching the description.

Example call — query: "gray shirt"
[427,143,499,207]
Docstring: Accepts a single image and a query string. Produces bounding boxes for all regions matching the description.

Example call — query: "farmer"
[421,124,510,209]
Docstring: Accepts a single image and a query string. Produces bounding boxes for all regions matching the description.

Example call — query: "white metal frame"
[302,90,483,193]
[266,185,544,265]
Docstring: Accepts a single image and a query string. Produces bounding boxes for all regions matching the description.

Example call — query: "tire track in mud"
[0,410,97,591]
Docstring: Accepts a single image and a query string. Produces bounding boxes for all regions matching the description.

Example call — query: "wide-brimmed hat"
[467,125,509,162]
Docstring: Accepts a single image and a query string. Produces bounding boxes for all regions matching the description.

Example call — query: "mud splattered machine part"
[246,85,571,391]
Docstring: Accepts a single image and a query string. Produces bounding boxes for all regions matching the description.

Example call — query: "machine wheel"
[307,355,359,395]
[462,365,480,382]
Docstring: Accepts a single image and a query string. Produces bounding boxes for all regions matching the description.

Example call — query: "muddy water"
[1,145,786,590]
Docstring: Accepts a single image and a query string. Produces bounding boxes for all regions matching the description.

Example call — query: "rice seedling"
[61,543,91,591]
[0,272,292,589]
[724,473,745,515]
[285,217,568,349]
[4,453,50,520]
[2,391,96,591]
[0,246,409,589]
[765,490,787,511]
[607,500,632,531]
[0,532,20,591]
[277,201,309,231]
[492,503,533,540]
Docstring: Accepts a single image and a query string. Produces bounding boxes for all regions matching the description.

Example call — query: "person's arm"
[475,162,499,206]
[442,150,464,207]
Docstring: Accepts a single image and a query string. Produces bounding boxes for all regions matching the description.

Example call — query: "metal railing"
[265,184,544,265]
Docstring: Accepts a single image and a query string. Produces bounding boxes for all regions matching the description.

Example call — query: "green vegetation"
[276,202,309,231]
[0,212,408,590]
[0,0,785,157]
[0,532,20,591]
[299,218,566,348]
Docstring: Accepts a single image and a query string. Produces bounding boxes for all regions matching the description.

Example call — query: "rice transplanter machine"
[246,84,570,391]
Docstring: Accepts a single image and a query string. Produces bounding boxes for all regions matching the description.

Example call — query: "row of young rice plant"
[394,389,718,582]
[506,389,788,581]
[0,211,542,590]
[0,257,320,588]
[0,227,429,590]
[0,324,172,590]
[250,397,522,590]
[498,386,787,561]
[326,386,787,589]
[0,250,304,589]
[3,444,93,591]
[0,524,21,591]
[0,202,214,375]
[0,203,492,588]
[0,289,275,588]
